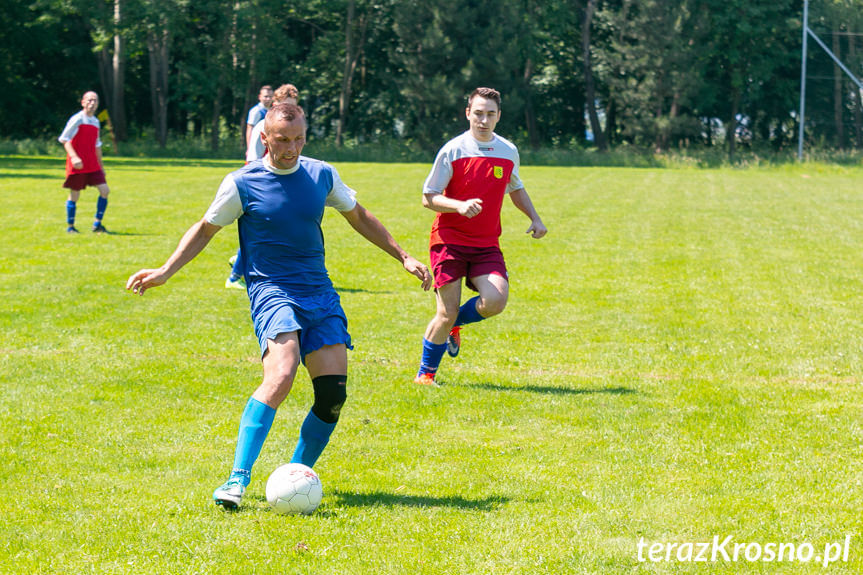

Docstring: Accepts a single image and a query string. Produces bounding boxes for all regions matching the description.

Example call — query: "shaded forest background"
[1,0,862,160]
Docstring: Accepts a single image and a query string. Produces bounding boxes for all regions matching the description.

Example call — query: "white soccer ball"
[265,463,323,515]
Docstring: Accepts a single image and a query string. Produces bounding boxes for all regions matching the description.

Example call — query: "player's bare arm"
[63,141,83,170]
[126,219,222,295]
[340,203,432,290]
[509,188,547,239]
[422,192,483,218]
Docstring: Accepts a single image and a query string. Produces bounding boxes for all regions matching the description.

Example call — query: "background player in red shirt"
[58,91,112,233]
[414,87,547,385]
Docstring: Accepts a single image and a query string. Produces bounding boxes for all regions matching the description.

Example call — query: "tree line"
[2,0,862,159]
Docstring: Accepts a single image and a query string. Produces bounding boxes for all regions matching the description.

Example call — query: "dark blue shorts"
[249,283,352,362]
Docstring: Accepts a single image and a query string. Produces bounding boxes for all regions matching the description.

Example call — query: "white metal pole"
[798,0,809,160]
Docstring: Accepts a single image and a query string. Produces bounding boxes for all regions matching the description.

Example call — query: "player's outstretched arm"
[126,219,222,296]
[340,203,432,291]
[509,188,547,239]
[422,192,483,218]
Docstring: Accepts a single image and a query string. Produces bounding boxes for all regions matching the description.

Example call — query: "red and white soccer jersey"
[423,131,523,249]
[58,111,102,176]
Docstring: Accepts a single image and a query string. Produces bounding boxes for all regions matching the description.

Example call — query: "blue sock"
[418,339,448,376]
[230,398,276,485]
[290,410,337,468]
[230,248,244,280]
[94,196,108,224]
[455,296,484,326]
[66,200,76,226]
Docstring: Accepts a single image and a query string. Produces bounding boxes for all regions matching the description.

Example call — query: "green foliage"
[4,0,862,156]
[2,156,863,573]
[0,0,100,137]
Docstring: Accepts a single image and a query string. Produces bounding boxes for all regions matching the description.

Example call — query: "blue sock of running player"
[230,397,276,485]
[66,200,76,226]
[290,375,346,468]
[94,196,108,225]
[290,411,336,468]
[418,339,448,376]
[455,296,485,326]
[230,248,243,281]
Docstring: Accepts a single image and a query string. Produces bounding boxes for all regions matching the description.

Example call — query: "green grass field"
[1,155,861,574]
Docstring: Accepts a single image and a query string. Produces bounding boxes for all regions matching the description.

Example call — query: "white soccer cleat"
[213,478,246,509]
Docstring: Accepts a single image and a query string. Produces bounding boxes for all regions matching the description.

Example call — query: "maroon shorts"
[63,170,107,191]
[430,243,508,291]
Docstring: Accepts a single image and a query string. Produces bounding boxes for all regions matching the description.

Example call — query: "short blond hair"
[265,102,306,129]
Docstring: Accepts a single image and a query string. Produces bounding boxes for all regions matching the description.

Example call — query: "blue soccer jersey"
[205,157,357,296]
[246,102,268,127]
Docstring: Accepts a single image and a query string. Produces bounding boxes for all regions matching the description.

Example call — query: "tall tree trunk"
[231,1,242,147]
[245,19,258,135]
[605,99,617,146]
[666,90,680,149]
[850,35,862,148]
[582,0,607,151]
[211,86,223,151]
[96,46,113,110]
[523,57,539,150]
[111,0,127,141]
[727,93,738,162]
[336,0,367,148]
[148,24,170,148]
[833,24,845,148]
[605,0,630,148]
[653,73,666,152]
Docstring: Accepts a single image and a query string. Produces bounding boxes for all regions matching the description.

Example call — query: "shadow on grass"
[458,382,636,396]
[333,285,393,294]
[96,230,159,237]
[329,489,508,511]
[67,230,158,237]
[0,156,236,170]
[0,173,56,179]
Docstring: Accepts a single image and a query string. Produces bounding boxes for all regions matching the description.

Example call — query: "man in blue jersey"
[226,83,300,290]
[126,103,431,509]
[245,85,274,146]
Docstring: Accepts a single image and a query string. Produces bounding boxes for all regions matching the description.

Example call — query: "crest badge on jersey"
[493,166,503,179]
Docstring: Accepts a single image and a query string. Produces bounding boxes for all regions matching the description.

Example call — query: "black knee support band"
[311,375,347,424]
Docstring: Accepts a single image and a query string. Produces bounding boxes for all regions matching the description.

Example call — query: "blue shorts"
[249,283,353,362]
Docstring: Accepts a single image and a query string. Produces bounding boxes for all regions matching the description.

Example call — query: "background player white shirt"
[205,156,357,227]
[245,120,267,162]
[58,111,102,147]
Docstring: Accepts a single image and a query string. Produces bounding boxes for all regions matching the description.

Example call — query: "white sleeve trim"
[422,147,452,195]
[505,144,523,193]
[204,174,244,226]
[58,112,82,143]
[326,165,358,212]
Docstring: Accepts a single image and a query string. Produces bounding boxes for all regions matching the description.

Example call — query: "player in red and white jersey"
[58,91,112,233]
[414,87,547,386]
